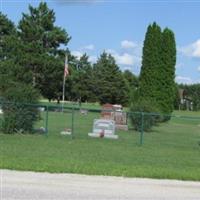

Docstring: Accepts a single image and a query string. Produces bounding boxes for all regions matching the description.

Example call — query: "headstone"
[60,128,72,135]
[38,107,45,112]
[113,105,128,131]
[88,119,118,139]
[34,127,46,134]
[114,111,127,124]
[101,103,114,120]
[101,104,128,131]
[113,104,122,111]
[80,109,88,115]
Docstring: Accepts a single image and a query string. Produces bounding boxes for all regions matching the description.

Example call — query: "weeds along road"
[1,170,200,200]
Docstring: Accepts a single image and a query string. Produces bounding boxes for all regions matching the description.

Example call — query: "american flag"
[64,55,69,77]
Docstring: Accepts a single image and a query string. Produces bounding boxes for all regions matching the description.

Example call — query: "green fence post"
[140,112,144,146]
[71,106,74,139]
[45,105,49,136]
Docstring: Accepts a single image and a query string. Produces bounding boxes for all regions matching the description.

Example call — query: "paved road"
[1,170,200,200]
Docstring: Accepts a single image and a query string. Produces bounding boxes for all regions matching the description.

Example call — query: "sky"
[1,0,200,84]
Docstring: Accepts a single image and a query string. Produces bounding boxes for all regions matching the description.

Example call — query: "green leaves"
[1,83,40,134]
[17,2,71,101]
[93,52,129,106]
[138,22,176,116]
[0,2,137,107]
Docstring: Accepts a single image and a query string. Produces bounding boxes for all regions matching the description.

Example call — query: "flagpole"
[62,55,67,112]
[62,75,66,112]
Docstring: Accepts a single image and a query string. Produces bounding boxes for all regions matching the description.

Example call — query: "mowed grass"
[39,100,102,110]
[0,109,200,181]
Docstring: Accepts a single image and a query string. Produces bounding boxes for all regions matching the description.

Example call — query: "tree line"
[0,2,188,133]
[1,2,182,114]
[175,83,200,111]
[0,2,138,107]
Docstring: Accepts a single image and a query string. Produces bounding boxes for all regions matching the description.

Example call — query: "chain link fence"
[0,101,200,147]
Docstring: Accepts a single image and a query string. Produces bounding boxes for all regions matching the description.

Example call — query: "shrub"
[1,83,40,134]
[130,99,161,131]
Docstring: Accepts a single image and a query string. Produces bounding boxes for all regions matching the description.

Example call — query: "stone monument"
[101,103,114,119]
[113,104,128,131]
[88,119,118,139]
[101,104,128,131]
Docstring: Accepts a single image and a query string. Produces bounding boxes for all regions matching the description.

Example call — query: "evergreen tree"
[123,70,139,104]
[139,22,162,102]
[0,13,40,133]
[39,54,65,102]
[18,2,70,97]
[93,52,129,105]
[123,70,139,90]
[0,12,16,59]
[71,54,96,102]
[0,12,20,94]
[159,28,176,113]
[138,22,176,115]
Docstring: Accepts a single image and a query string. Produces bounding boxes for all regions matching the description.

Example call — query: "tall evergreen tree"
[159,28,176,113]
[93,52,129,105]
[138,22,176,114]
[139,22,162,102]
[17,2,70,99]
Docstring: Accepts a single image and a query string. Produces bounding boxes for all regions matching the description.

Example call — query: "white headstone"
[38,107,45,112]
[60,128,71,136]
[88,119,118,139]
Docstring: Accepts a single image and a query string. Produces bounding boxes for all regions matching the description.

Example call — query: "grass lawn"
[0,109,200,181]
[39,99,130,111]
[39,99,102,110]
